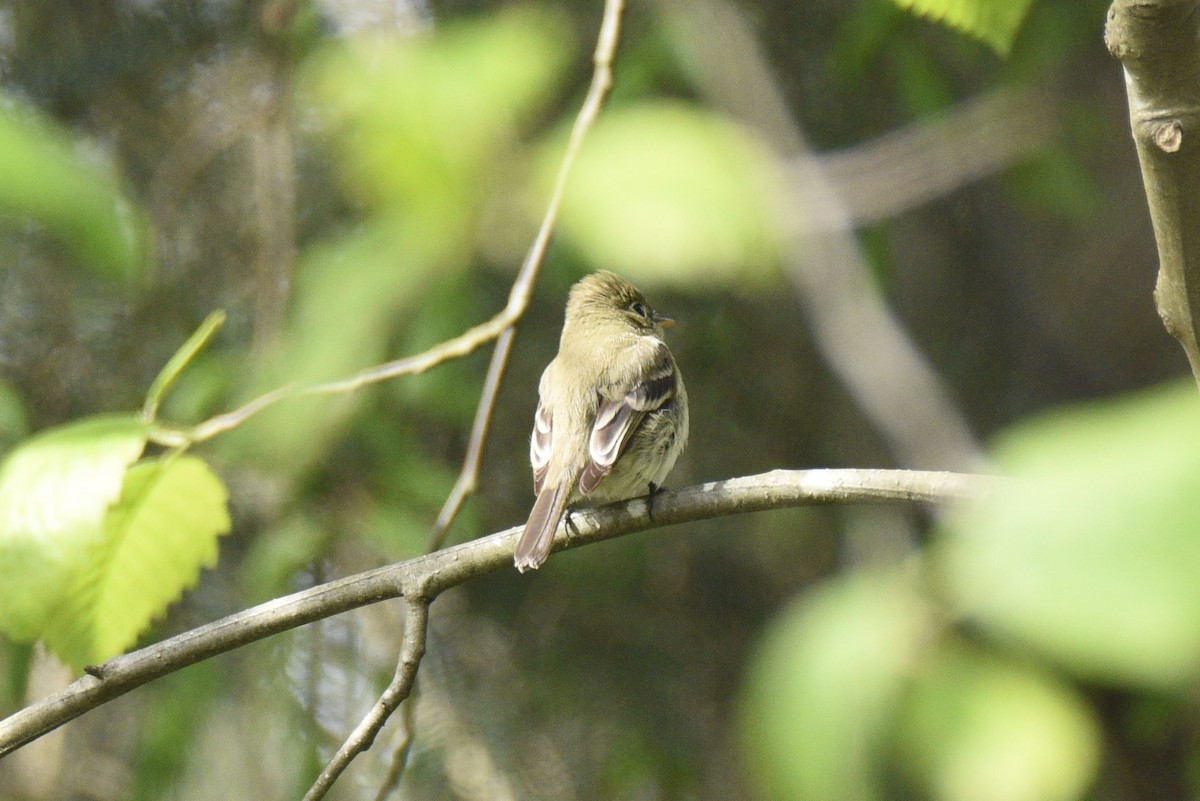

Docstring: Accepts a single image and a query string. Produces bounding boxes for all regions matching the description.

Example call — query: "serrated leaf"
[0,415,147,640]
[740,573,928,801]
[896,647,1100,801]
[891,0,1033,55]
[939,382,1200,688]
[43,456,230,669]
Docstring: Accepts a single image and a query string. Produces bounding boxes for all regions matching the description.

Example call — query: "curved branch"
[0,468,997,759]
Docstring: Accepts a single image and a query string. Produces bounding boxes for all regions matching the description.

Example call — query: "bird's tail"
[514,481,572,572]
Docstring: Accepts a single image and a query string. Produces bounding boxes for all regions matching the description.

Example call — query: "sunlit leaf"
[547,102,782,289]
[0,415,147,640]
[891,0,1033,55]
[43,456,231,668]
[740,573,928,801]
[0,98,147,281]
[939,382,1200,688]
[896,646,1100,801]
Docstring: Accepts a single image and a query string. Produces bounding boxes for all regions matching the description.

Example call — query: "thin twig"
[372,688,419,801]
[0,468,998,758]
[177,311,507,445]
[149,273,520,447]
[428,0,627,550]
[428,327,515,551]
[302,599,430,801]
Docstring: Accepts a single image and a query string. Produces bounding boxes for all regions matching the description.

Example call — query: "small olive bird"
[514,271,689,572]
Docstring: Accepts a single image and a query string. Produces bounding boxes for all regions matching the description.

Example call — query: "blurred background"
[1,0,1197,799]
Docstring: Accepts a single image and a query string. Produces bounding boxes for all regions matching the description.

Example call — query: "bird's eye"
[630,301,650,319]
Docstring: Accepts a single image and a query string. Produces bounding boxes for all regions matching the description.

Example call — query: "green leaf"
[938,382,1200,688]
[0,97,147,282]
[896,646,1100,801]
[890,0,1033,55]
[43,455,231,669]
[0,415,147,641]
[547,101,782,289]
[142,310,227,422]
[740,572,928,801]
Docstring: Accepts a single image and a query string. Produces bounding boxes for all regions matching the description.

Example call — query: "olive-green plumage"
[515,271,689,572]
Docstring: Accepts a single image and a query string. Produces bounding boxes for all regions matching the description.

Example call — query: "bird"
[514,271,689,572]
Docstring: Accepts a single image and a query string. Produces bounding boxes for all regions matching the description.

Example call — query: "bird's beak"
[655,314,676,329]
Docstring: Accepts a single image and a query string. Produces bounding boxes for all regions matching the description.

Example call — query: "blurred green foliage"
[895,646,1098,801]
[741,573,926,801]
[223,6,573,476]
[545,101,784,287]
[0,98,147,282]
[742,381,1200,801]
[300,5,571,215]
[940,382,1200,688]
[0,0,1191,799]
[891,0,1035,55]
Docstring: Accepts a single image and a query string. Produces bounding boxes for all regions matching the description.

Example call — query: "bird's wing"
[580,341,677,495]
[530,398,553,495]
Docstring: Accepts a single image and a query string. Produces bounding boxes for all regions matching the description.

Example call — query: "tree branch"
[302,599,429,801]
[1106,0,1200,386]
[0,468,996,760]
